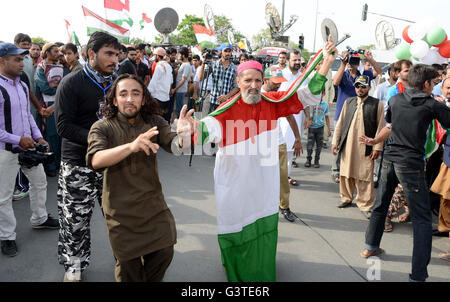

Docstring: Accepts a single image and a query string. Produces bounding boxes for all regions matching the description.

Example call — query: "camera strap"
[0,84,13,152]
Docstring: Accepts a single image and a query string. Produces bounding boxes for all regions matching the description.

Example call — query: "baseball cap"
[0,43,29,57]
[354,75,370,88]
[219,43,233,51]
[155,47,166,57]
[264,66,287,83]
[41,43,58,56]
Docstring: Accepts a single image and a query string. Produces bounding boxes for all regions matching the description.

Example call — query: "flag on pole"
[104,0,133,28]
[82,6,130,44]
[193,24,217,50]
[139,13,152,30]
[65,20,80,46]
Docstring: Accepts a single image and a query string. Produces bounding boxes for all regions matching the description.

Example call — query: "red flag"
[104,0,130,12]
[142,13,152,23]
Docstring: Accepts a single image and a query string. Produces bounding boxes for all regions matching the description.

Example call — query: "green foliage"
[169,15,205,46]
[251,28,274,53]
[32,37,48,44]
[130,37,150,46]
[214,15,245,44]
[358,44,376,50]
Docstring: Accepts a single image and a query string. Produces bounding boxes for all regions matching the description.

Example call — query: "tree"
[169,14,205,46]
[251,28,274,53]
[32,37,48,44]
[129,37,150,46]
[214,15,245,44]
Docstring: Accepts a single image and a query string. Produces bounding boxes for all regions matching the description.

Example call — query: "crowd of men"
[0,29,449,283]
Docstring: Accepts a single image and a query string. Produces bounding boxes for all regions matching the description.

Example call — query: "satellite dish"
[204,4,215,31]
[265,3,282,34]
[321,18,338,44]
[154,7,179,44]
[228,30,236,45]
[375,21,397,50]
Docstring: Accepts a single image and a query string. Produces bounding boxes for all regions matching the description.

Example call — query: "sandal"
[292,161,299,168]
[288,177,299,187]
[398,212,410,223]
[360,248,384,259]
[333,176,340,184]
[439,252,450,261]
[384,220,393,232]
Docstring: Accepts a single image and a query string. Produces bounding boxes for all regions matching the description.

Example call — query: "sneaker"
[1,240,18,257]
[13,188,29,201]
[32,214,59,229]
[279,207,297,223]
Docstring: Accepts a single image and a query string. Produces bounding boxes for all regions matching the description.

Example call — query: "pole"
[313,0,319,52]
[368,12,415,24]
[282,0,285,28]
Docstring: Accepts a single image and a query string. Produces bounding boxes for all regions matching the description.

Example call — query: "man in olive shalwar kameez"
[86,74,194,282]
[332,75,385,219]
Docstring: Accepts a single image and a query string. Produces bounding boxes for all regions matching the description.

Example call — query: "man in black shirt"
[359,64,450,282]
[54,31,120,282]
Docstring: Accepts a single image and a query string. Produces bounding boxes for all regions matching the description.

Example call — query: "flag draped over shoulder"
[193,24,217,50]
[65,20,80,46]
[193,49,327,282]
[82,6,130,44]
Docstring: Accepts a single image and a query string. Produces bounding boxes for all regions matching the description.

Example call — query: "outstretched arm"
[359,124,392,146]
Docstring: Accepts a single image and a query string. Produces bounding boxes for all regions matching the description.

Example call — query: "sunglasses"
[355,84,368,89]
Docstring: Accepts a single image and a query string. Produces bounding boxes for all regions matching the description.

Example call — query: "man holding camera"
[332,49,382,183]
[0,43,59,257]
[198,43,240,114]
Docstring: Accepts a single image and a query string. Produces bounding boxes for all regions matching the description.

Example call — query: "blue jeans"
[365,159,432,282]
[175,92,186,118]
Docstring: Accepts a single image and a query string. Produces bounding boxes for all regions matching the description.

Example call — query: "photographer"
[331,49,381,183]
[198,43,240,113]
[0,43,59,258]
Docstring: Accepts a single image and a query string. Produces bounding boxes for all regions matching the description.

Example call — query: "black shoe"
[1,240,18,257]
[322,143,328,149]
[337,201,352,208]
[304,161,311,168]
[432,230,449,237]
[280,208,297,223]
[32,215,59,229]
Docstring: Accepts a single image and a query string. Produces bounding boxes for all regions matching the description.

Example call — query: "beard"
[242,88,261,105]
[357,91,369,99]
[291,64,301,72]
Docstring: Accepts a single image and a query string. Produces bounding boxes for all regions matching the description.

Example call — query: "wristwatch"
[295,139,301,143]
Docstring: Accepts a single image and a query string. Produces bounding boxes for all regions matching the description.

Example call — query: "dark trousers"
[307,127,324,164]
[365,159,432,281]
[157,99,174,124]
[44,102,61,172]
[115,246,174,282]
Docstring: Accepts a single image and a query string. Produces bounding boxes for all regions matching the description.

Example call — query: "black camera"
[345,47,365,66]
[203,48,219,61]
[13,143,55,169]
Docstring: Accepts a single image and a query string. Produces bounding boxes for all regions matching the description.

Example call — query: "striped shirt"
[210,60,237,105]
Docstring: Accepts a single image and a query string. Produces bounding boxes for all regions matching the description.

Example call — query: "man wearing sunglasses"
[332,75,385,219]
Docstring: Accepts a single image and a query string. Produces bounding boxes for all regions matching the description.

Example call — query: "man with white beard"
[190,37,337,282]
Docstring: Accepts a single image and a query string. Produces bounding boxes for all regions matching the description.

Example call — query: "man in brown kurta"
[332,75,384,218]
[86,75,192,282]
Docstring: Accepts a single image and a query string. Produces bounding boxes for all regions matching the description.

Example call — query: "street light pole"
[282,0,285,28]
[313,0,319,52]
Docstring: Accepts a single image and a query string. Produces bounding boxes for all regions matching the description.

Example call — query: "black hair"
[240,53,249,60]
[179,47,189,59]
[86,31,121,60]
[193,55,200,61]
[286,49,301,61]
[432,64,445,72]
[167,47,177,55]
[127,47,136,52]
[101,74,161,119]
[120,44,127,53]
[14,33,31,45]
[408,64,439,90]
[62,43,78,54]
[279,51,287,57]
[136,43,146,51]
[55,42,64,48]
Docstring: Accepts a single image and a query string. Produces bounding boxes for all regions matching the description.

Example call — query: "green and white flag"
[139,13,152,30]
[65,19,80,46]
[82,5,130,44]
[104,0,133,28]
[193,24,217,50]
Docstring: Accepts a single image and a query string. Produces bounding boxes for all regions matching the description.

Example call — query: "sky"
[1,0,449,53]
